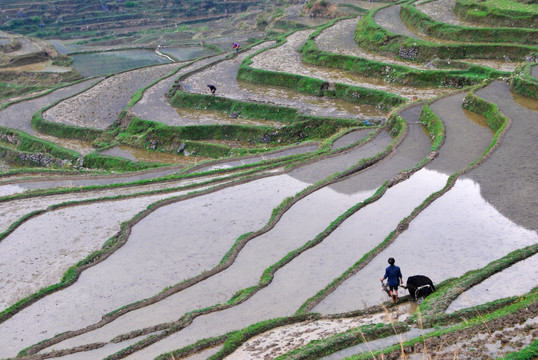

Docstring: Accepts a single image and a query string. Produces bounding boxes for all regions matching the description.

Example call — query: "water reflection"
[160,47,216,61]
[313,174,537,314]
[447,252,538,313]
[71,50,171,77]
[0,184,26,197]
[511,92,538,112]
[462,108,491,130]
[238,80,386,118]
[100,145,204,165]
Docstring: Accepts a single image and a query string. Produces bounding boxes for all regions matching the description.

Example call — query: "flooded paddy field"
[70,50,172,78]
[0,4,536,359]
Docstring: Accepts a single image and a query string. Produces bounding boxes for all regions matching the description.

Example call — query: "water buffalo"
[405,275,435,301]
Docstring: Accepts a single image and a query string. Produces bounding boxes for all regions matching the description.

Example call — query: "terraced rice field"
[0,1,537,359]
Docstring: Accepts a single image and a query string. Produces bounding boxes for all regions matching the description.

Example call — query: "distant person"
[380,257,403,303]
[232,42,239,52]
[207,84,217,94]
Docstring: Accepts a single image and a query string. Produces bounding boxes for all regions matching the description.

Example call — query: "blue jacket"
[383,265,402,287]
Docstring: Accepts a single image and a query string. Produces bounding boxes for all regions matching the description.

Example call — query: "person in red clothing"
[380,257,403,303]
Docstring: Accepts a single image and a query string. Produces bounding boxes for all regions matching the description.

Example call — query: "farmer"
[207,84,217,94]
[380,257,403,303]
[232,42,239,52]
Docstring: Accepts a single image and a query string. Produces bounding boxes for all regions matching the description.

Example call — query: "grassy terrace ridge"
[509,63,538,99]
[400,1,538,44]
[354,3,538,62]
[237,31,406,110]
[301,17,510,89]
[453,0,538,27]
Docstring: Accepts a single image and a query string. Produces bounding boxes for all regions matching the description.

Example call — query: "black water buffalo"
[406,275,435,301]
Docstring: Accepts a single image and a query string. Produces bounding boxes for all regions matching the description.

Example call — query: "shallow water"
[0,187,204,311]
[0,175,308,358]
[467,81,538,230]
[71,49,171,77]
[332,129,373,150]
[313,176,538,314]
[238,80,385,118]
[446,253,538,313]
[43,110,432,358]
[194,144,318,172]
[35,134,95,155]
[100,145,202,165]
[511,91,538,112]
[160,46,216,61]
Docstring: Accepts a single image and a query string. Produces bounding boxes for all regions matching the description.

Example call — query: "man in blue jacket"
[380,257,403,303]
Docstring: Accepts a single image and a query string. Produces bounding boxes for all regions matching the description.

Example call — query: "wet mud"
[43,63,179,130]
[416,0,484,27]
[183,42,377,119]
[0,78,102,135]
[251,30,447,100]
[315,18,431,70]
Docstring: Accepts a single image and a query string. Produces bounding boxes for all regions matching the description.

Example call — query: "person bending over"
[207,84,217,94]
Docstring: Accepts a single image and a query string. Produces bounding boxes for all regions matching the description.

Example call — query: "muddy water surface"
[194,144,318,172]
[238,80,384,118]
[374,6,420,40]
[447,253,538,313]
[159,46,216,61]
[55,113,432,358]
[71,49,171,77]
[38,134,396,354]
[0,186,210,311]
[467,81,538,229]
[332,129,373,150]
[511,91,538,111]
[0,175,308,357]
[100,145,202,164]
[314,176,538,314]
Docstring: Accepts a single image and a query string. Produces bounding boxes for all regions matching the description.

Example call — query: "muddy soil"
[0,78,102,135]
[183,42,374,119]
[315,18,431,70]
[251,30,448,100]
[395,307,538,360]
[43,63,179,130]
[416,0,484,27]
